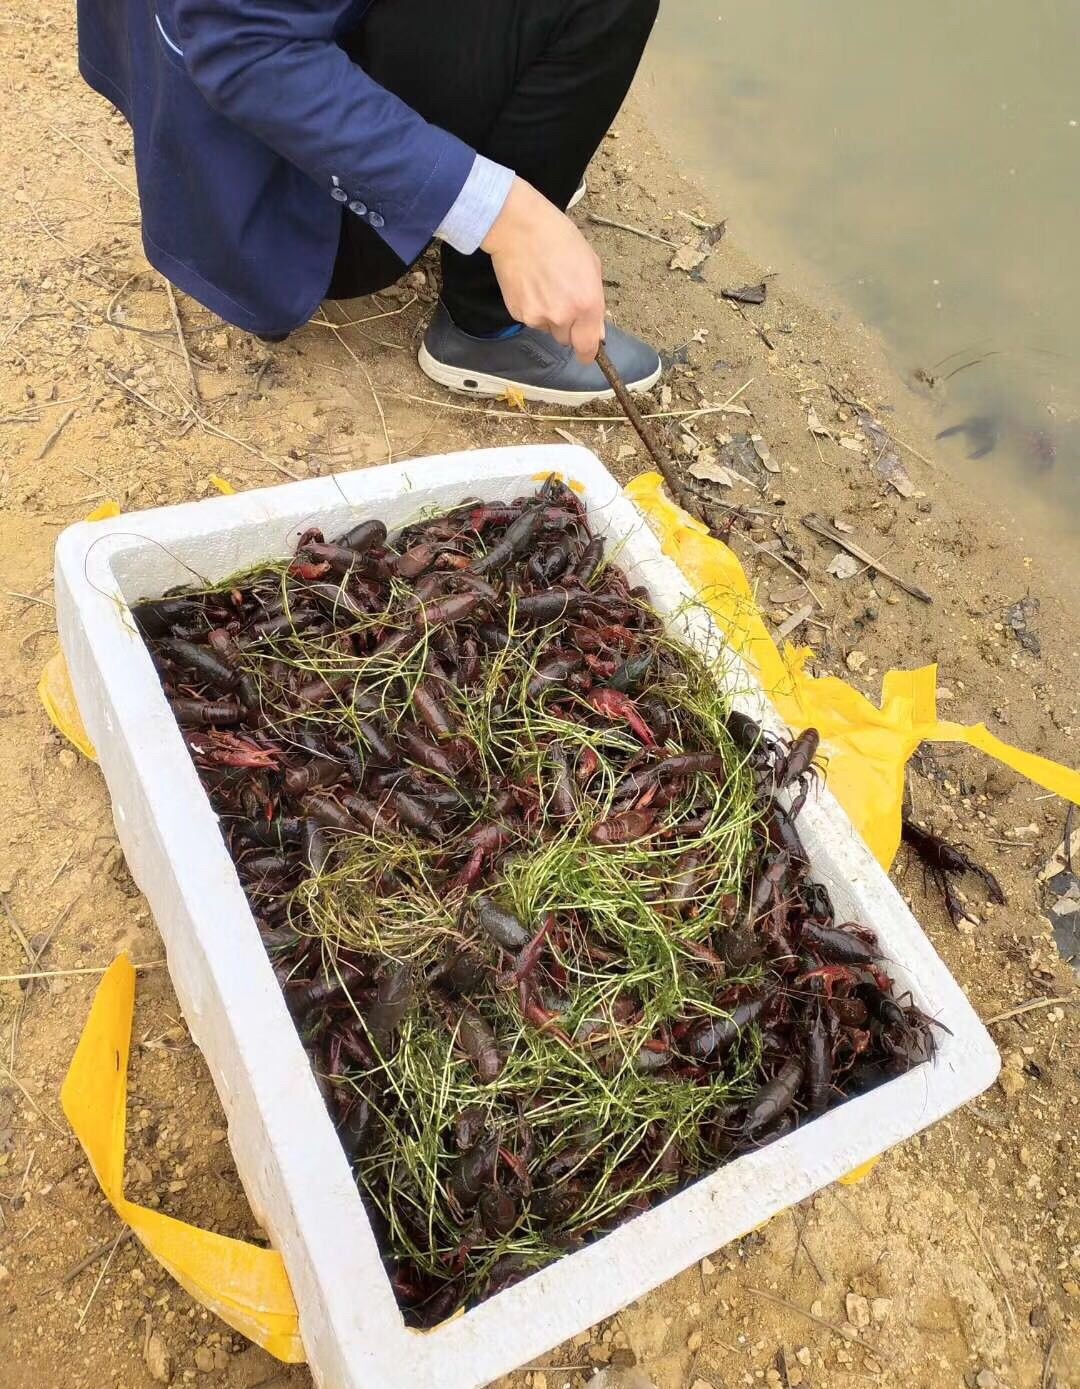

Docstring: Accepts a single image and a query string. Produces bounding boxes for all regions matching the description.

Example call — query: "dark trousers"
[329,0,659,335]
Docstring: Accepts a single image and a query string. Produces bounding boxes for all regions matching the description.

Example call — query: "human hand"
[482,177,605,364]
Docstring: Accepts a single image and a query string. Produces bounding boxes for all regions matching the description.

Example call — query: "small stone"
[765,1370,782,1386]
[998,1068,1025,1097]
[976,1371,1001,1389]
[795,1348,812,1367]
[788,1371,804,1388]
[210,1129,227,1144]
[845,651,868,673]
[810,1302,823,1319]
[1063,1279,1080,1297]
[0,1264,9,1283]
[588,1344,612,1365]
[687,1329,703,1353]
[194,1345,215,1373]
[845,1294,871,1330]
[700,1256,716,1276]
[870,1297,892,1324]
[212,1346,230,1371]
[145,1331,172,1384]
[58,748,78,770]
[532,1375,547,1389]
[572,1330,591,1348]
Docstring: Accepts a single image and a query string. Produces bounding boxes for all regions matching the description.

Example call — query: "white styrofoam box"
[55,445,999,1389]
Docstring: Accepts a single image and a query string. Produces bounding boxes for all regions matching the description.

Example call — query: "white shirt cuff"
[435,155,516,255]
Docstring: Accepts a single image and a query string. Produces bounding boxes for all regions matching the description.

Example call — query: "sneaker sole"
[418,341,661,407]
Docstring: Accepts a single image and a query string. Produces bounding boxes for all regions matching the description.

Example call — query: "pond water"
[640,0,1080,532]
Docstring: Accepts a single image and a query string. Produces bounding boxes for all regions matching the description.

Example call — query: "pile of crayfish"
[136,475,942,1326]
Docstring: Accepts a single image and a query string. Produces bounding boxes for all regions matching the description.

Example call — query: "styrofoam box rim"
[54,445,999,1389]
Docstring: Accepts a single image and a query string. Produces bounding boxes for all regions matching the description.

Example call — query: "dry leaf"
[827,553,861,580]
[502,386,527,412]
[832,517,855,532]
[616,443,638,461]
[807,406,832,437]
[669,243,709,273]
[751,433,780,474]
[875,446,917,497]
[689,459,738,487]
[838,435,865,452]
[722,282,767,305]
[776,602,814,641]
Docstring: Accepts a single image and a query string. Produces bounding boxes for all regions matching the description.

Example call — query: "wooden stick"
[746,1286,889,1361]
[48,1229,132,1293]
[35,406,77,461]
[0,960,166,983]
[586,213,677,248]
[802,513,933,603]
[164,281,200,403]
[77,1230,126,1328]
[595,345,703,521]
[983,996,1074,1026]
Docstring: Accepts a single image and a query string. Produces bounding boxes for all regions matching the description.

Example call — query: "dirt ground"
[1,5,1078,1389]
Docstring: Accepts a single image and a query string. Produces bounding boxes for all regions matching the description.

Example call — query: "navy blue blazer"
[77,0,476,336]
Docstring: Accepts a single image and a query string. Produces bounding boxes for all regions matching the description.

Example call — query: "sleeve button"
[347,199,368,216]
[368,211,385,229]
[331,188,349,203]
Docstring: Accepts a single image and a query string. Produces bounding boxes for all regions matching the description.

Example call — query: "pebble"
[845,651,867,672]
[533,1375,548,1389]
[0,1264,9,1283]
[845,1294,871,1330]
[194,1344,215,1373]
[588,1344,612,1365]
[795,1348,812,1367]
[145,1331,171,1384]
[870,1297,892,1324]
[687,1329,703,1353]
[58,748,78,771]
[700,1257,716,1276]
[810,1301,823,1319]
[975,1372,1001,1389]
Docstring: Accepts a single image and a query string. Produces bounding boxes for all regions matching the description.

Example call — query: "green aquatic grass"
[157,506,766,1308]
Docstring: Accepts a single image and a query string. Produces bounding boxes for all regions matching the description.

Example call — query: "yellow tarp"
[61,956,305,1361]
[626,472,1080,868]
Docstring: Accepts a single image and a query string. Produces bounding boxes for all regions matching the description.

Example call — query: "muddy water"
[640,1,1080,532]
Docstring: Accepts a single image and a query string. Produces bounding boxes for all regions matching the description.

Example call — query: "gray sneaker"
[419,304,662,406]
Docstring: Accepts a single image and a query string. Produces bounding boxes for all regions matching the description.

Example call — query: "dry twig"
[746,1286,889,1360]
[77,1230,127,1328]
[586,212,677,248]
[164,280,200,403]
[983,996,1074,1025]
[34,406,76,461]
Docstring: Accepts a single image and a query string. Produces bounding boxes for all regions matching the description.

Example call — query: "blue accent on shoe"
[476,323,524,341]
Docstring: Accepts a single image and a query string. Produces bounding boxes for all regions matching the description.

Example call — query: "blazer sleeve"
[172,0,477,264]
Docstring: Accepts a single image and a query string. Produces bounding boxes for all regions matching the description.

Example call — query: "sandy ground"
[1,5,1078,1389]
